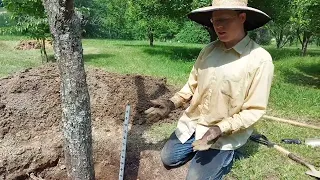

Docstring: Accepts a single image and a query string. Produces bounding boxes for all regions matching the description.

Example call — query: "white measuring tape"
[119,105,131,180]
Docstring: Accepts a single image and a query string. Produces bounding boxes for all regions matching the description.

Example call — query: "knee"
[160,146,174,166]
[186,168,216,180]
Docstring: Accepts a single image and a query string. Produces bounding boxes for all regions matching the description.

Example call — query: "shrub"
[175,21,209,44]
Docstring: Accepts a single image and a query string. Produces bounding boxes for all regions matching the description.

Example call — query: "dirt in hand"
[0,64,189,180]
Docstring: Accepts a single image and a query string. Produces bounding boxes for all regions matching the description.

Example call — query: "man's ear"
[239,13,246,24]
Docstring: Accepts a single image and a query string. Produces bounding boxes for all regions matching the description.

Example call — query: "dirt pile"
[15,40,52,50]
[0,64,188,180]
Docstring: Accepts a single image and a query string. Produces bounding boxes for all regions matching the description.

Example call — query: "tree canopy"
[1,0,319,55]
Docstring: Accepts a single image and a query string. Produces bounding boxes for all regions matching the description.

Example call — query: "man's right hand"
[144,99,175,122]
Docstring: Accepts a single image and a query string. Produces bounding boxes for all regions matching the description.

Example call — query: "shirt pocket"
[220,71,245,115]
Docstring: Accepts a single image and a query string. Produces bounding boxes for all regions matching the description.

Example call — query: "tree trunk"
[301,37,309,56]
[301,31,312,56]
[276,29,283,49]
[148,28,154,46]
[42,0,95,179]
[41,38,49,62]
[289,36,294,46]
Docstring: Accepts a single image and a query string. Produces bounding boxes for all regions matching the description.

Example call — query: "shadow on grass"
[282,63,320,88]
[83,53,115,62]
[266,47,320,61]
[298,63,320,79]
[123,44,202,62]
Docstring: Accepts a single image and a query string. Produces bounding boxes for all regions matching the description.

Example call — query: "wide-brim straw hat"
[188,0,271,31]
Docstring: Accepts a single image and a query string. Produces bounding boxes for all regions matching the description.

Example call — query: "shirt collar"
[232,34,251,55]
[216,34,251,55]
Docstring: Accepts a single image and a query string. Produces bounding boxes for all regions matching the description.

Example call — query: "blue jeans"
[161,132,236,180]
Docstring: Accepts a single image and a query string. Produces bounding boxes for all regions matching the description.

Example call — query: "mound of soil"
[15,40,52,50]
[0,64,188,180]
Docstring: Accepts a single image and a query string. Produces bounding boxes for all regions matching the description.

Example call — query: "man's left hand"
[192,126,222,151]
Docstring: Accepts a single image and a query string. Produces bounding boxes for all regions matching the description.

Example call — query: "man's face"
[211,10,246,43]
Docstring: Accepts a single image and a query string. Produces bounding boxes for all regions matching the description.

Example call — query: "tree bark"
[276,29,283,49]
[297,29,303,46]
[301,31,312,56]
[42,0,95,179]
[41,38,49,62]
[273,25,291,49]
[148,27,154,46]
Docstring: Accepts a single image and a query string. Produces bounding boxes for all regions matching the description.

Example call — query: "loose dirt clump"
[0,64,188,180]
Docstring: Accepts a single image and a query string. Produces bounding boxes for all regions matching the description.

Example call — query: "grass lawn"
[0,7,5,13]
[0,36,319,179]
[0,40,42,77]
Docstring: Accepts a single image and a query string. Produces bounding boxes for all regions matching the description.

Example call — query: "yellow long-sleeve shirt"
[170,35,274,150]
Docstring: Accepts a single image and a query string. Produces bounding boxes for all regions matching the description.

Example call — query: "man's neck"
[223,32,246,49]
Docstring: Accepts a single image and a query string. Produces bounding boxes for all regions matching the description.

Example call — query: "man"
[145,0,274,179]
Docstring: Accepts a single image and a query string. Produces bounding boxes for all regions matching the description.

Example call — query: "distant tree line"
[0,0,319,56]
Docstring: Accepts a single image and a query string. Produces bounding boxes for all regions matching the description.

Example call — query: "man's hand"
[144,99,175,122]
[192,126,222,151]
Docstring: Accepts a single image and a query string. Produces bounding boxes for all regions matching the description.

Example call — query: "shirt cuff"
[170,95,183,109]
[216,120,232,133]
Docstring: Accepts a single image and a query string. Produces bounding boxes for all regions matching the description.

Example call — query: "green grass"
[1,36,319,179]
[0,7,5,13]
[0,40,43,77]
[262,47,320,121]
[82,39,200,85]
[0,35,29,41]
[268,56,320,121]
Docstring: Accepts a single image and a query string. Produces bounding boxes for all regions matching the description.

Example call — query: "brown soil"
[15,40,52,50]
[0,64,189,180]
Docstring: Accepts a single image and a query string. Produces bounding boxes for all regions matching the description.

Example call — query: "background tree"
[42,0,95,179]
[249,0,292,48]
[191,0,217,42]
[1,0,319,51]
[132,0,193,46]
[292,0,320,56]
[267,0,294,48]
[175,21,210,44]
[3,0,51,62]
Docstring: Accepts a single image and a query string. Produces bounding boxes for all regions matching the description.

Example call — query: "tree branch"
[280,35,291,48]
[297,28,303,45]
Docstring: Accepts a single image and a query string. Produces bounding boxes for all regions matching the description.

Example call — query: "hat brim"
[187,6,271,31]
